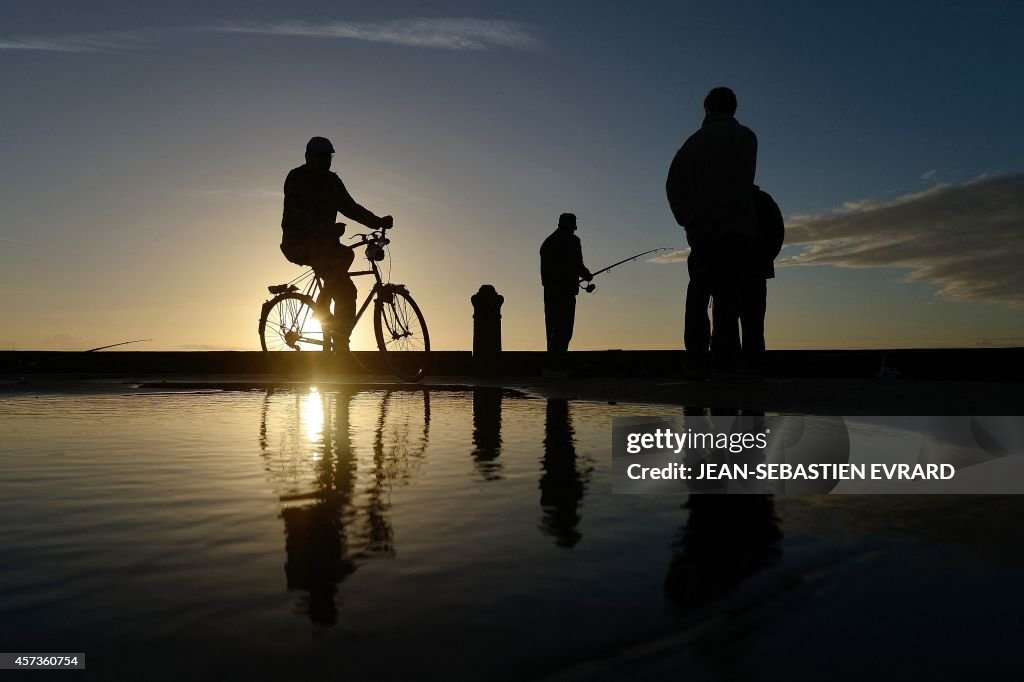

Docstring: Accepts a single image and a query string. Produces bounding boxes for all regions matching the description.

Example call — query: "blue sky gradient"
[1,1,1021,350]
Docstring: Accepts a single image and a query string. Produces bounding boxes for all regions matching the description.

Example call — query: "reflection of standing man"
[540,213,593,375]
[666,87,757,377]
[664,494,781,612]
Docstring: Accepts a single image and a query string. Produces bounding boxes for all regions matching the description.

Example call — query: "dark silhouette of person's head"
[305,136,335,173]
[704,87,737,116]
[558,212,577,232]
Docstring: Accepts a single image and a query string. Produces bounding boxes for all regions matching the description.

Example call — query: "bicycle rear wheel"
[259,292,329,352]
[373,286,430,381]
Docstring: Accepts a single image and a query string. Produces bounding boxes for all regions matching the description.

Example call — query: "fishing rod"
[0,338,152,377]
[83,339,152,352]
[580,247,673,293]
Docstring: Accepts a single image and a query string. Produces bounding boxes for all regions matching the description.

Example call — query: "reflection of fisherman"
[280,136,393,353]
[540,213,592,373]
[540,399,587,548]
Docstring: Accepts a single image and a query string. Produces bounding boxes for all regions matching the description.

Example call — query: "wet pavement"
[1,377,1022,680]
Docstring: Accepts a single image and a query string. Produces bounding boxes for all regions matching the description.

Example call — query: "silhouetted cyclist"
[540,213,592,374]
[666,87,758,377]
[280,136,393,353]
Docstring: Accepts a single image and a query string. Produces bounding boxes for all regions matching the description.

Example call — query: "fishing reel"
[576,247,672,295]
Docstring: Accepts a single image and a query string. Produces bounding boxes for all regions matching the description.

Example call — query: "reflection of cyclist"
[280,136,393,352]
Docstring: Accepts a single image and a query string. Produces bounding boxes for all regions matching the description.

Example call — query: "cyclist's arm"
[334,176,386,229]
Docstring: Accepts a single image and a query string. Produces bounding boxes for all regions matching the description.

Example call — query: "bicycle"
[258,224,430,382]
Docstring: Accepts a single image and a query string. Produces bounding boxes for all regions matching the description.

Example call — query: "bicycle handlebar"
[348,232,390,249]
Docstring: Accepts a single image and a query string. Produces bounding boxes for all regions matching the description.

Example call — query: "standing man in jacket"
[540,213,593,374]
[740,186,785,374]
[666,87,758,377]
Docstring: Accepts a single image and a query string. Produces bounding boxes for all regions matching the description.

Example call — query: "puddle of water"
[1,388,1022,680]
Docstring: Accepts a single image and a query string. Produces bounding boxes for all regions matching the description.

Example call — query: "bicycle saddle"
[268,284,299,294]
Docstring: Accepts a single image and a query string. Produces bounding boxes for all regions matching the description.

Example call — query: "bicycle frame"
[287,234,391,349]
[262,225,428,381]
[348,259,388,329]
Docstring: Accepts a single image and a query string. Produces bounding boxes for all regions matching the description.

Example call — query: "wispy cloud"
[210,18,541,51]
[921,168,938,181]
[649,249,688,264]
[648,174,1024,308]
[974,336,1024,348]
[0,32,148,52]
[35,333,89,350]
[2,18,540,55]
[782,174,1024,308]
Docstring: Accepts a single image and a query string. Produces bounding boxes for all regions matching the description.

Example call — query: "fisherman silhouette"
[666,87,758,378]
[739,186,785,374]
[280,136,393,353]
[540,213,592,376]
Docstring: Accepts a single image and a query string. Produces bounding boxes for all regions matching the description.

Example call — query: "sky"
[1,0,1022,351]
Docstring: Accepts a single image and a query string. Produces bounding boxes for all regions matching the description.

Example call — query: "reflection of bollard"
[472,285,504,375]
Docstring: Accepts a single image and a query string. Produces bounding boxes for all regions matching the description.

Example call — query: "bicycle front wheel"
[373,287,430,381]
[259,292,328,352]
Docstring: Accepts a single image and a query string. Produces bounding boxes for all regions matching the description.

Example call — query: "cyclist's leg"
[282,238,333,321]
[330,276,357,352]
[306,243,342,320]
[314,244,357,352]
[304,261,332,321]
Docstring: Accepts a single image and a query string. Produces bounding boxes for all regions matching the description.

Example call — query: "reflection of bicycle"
[258,225,430,382]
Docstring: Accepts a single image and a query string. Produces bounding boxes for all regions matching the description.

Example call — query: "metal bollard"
[471,285,504,375]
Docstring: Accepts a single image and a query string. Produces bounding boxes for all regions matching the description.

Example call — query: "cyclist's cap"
[558,212,577,227]
[305,136,335,155]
